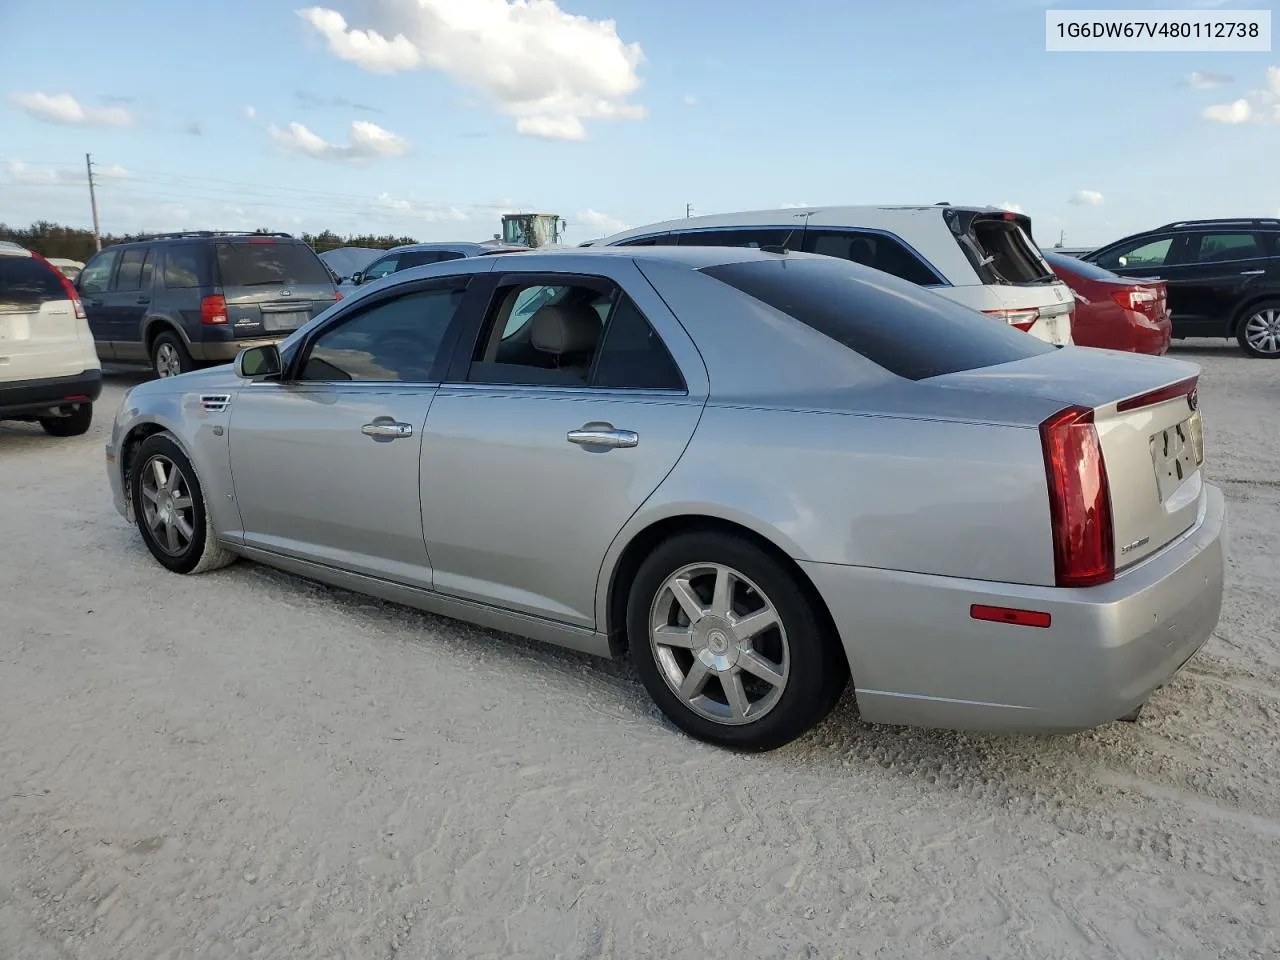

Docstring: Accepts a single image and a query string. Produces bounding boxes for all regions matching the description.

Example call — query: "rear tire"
[627,531,849,751]
[39,403,93,437]
[1236,301,1280,358]
[130,433,235,574]
[152,330,193,378]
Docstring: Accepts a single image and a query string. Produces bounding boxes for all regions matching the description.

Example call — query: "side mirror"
[350,271,364,285]
[234,343,282,380]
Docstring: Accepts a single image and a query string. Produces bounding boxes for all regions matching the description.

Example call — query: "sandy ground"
[1,344,1277,960]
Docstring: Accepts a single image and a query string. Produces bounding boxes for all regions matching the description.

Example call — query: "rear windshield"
[970,219,1056,284]
[1041,250,1120,282]
[215,241,332,287]
[0,256,65,305]
[701,257,1053,381]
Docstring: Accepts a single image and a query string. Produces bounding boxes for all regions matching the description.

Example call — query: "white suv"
[598,205,1076,345]
[0,240,102,436]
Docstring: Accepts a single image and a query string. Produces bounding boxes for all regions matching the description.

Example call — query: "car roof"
[383,241,529,255]
[0,240,32,257]
[478,244,829,269]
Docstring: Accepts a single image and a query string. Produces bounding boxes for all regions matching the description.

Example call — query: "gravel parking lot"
[1,345,1278,960]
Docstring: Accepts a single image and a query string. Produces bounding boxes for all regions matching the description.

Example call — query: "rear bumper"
[0,369,103,419]
[188,337,283,363]
[802,483,1227,733]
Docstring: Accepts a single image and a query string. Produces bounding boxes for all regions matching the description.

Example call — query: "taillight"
[30,252,87,320]
[1111,287,1160,319]
[200,294,228,325]
[1040,406,1114,588]
[984,307,1040,332]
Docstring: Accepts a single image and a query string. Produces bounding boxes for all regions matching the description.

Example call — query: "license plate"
[1150,412,1203,502]
[262,311,309,332]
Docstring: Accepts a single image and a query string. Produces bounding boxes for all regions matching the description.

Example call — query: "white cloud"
[244,105,257,120]
[9,91,131,127]
[1069,189,1105,207]
[996,201,1025,214]
[1187,70,1232,89]
[683,93,698,106]
[6,160,131,185]
[575,208,630,235]
[297,1,647,141]
[375,193,470,222]
[1202,65,1280,124]
[268,119,410,162]
[1202,98,1253,123]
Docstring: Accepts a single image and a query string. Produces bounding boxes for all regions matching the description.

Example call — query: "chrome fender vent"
[199,394,232,414]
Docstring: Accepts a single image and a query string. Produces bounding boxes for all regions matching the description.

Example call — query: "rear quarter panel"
[602,403,1058,602]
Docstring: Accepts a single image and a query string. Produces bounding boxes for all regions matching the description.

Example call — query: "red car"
[1043,250,1171,355]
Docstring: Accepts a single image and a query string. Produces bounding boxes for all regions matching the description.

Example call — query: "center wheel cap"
[692,617,739,672]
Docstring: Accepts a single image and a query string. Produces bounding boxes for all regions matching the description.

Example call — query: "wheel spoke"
[172,495,193,511]
[140,486,160,504]
[710,565,733,618]
[150,458,167,489]
[739,650,786,688]
[732,607,778,644]
[668,577,705,623]
[724,671,751,721]
[679,660,711,699]
[652,624,696,649]
[164,519,180,552]
[174,515,194,542]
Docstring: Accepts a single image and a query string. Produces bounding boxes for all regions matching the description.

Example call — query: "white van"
[0,241,102,436]
[598,205,1076,345]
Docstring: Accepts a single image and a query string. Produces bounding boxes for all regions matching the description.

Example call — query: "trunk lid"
[928,348,1205,569]
[215,239,338,336]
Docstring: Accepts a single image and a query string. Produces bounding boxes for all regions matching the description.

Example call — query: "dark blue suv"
[76,231,339,377]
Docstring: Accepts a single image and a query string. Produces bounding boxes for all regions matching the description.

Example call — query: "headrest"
[531,302,600,356]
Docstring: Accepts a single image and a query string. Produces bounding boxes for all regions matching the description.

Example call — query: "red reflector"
[1040,406,1114,588]
[1115,376,1198,413]
[334,289,343,302]
[200,294,228,325]
[1002,211,1018,220]
[64,394,90,402]
[970,604,1052,628]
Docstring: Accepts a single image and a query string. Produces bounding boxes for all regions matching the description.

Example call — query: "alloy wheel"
[139,455,196,556]
[1243,308,1280,356]
[155,342,183,377]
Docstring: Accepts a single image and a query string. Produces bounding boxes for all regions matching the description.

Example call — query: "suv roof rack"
[1156,218,1280,230]
[131,230,296,241]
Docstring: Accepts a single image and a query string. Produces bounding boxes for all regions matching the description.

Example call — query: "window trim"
[444,271,687,394]
[283,274,475,384]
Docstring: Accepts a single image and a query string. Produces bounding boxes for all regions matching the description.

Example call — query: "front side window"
[362,255,400,282]
[77,249,119,295]
[114,247,152,292]
[466,279,684,390]
[803,230,940,285]
[1094,236,1174,270]
[1191,233,1265,263]
[300,282,469,382]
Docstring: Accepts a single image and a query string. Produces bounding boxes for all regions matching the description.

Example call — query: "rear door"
[419,264,705,628]
[1168,231,1272,335]
[100,245,155,344]
[0,254,81,382]
[214,238,338,338]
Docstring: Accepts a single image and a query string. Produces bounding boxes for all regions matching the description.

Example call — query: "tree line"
[0,221,419,262]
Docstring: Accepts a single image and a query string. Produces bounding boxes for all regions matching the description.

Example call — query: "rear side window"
[969,219,1056,284]
[676,228,793,249]
[398,250,441,269]
[114,247,153,291]
[1190,233,1265,263]
[701,257,1053,381]
[162,246,210,289]
[0,256,65,305]
[215,241,331,287]
[803,230,940,285]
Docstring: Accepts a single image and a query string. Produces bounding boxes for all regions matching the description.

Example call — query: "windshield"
[215,241,332,287]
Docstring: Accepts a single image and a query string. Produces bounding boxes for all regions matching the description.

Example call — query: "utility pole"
[685,203,693,218]
[85,153,102,252]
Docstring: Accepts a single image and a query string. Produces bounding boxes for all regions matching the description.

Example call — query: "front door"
[75,247,121,358]
[420,269,705,628]
[226,276,473,587]
[1166,231,1272,336]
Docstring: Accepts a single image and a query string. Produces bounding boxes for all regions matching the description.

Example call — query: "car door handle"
[88,299,103,307]
[567,424,639,449]
[361,419,414,441]
[1240,269,1266,276]
[136,296,151,304]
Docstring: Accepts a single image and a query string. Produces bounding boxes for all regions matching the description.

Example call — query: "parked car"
[1083,218,1280,358]
[76,230,340,379]
[348,241,528,288]
[1043,250,1171,355]
[597,205,1076,345]
[46,257,84,281]
[105,247,1224,751]
[0,241,102,436]
[1042,246,1095,259]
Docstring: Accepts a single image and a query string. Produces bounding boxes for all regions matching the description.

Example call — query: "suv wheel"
[1237,302,1280,358]
[39,403,93,437]
[627,531,849,751]
[152,330,193,378]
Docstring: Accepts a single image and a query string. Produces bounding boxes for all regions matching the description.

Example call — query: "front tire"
[152,330,193,378]
[627,531,848,751]
[1236,302,1280,358]
[130,434,235,574]
[39,402,93,437]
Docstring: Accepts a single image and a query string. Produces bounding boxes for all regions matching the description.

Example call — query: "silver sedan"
[104,247,1227,750]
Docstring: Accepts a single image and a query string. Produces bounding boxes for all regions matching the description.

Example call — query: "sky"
[1,0,1277,248]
